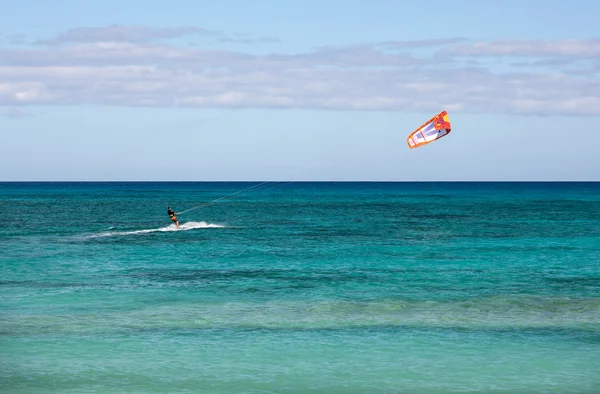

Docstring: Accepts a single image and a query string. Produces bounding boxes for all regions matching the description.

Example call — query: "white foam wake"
[89,221,225,238]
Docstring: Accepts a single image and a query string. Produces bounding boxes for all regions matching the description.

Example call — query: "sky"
[1,0,599,181]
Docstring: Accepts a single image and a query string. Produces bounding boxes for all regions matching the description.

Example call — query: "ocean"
[1,182,599,393]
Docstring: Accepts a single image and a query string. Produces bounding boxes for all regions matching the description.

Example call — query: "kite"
[407,110,451,149]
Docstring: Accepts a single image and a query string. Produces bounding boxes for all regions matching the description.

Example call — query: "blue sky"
[1,0,599,181]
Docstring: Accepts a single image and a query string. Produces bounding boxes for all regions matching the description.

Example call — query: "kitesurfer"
[167,206,179,228]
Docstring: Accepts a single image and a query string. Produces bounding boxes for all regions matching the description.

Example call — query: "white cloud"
[0,28,599,116]
[0,81,56,104]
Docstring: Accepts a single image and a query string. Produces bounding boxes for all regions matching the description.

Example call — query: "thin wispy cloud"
[4,106,25,118]
[36,26,216,45]
[1,34,27,45]
[0,26,598,116]
[378,38,468,50]
[444,39,600,58]
[221,32,279,44]
[35,25,279,45]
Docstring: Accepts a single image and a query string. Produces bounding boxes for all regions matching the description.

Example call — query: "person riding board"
[167,206,179,228]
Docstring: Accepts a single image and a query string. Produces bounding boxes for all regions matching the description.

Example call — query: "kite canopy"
[407,110,451,149]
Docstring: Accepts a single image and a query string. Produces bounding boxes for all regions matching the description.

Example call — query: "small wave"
[89,221,225,238]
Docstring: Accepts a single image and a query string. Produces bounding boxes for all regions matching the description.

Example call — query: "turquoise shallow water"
[1,182,599,393]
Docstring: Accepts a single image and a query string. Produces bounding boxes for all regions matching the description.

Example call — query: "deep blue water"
[1,182,599,393]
